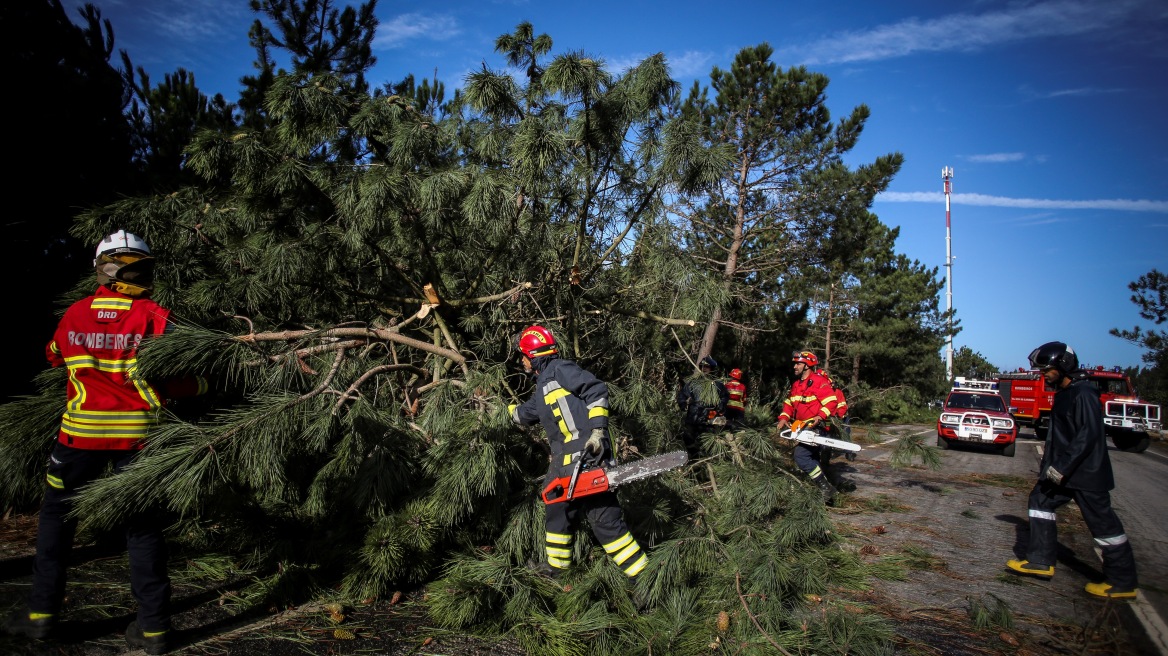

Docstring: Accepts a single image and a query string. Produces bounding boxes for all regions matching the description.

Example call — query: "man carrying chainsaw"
[776,350,840,503]
[510,325,649,580]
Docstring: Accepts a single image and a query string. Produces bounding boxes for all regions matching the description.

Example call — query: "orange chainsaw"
[540,450,689,504]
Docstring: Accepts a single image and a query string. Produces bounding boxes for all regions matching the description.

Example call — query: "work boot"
[812,475,837,505]
[3,608,55,640]
[1084,582,1138,600]
[1005,559,1054,579]
[526,559,563,580]
[125,620,170,655]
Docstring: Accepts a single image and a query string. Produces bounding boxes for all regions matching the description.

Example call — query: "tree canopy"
[2,3,964,653]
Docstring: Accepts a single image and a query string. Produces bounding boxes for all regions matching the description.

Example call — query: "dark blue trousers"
[30,442,171,631]
[1025,479,1138,591]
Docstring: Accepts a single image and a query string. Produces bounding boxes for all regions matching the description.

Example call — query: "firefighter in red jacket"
[4,231,206,655]
[775,350,839,503]
[725,368,747,427]
[510,325,648,582]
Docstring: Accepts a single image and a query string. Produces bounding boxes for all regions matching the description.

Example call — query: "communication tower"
[943,166,954,381]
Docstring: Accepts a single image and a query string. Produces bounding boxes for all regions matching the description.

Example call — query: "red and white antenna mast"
[943,166,954,382]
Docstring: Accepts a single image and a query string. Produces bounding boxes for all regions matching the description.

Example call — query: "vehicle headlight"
[940,413,962,424]
[991,418,1014,429]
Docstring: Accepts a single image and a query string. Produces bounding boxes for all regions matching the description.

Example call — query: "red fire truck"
[996,366,1161,453]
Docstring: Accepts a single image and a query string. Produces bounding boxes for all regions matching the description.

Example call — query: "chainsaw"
[540,450,689,504]
[778,420,861,452]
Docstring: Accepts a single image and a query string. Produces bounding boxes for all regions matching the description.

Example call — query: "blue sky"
[79,0,1168,373]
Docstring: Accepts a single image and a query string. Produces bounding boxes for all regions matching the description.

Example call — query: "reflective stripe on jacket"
[47,287,172,450]
[514,357,610,477]
[778,372,837,423]
[725,379,746,412]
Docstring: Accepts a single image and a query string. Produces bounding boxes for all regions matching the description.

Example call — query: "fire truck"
[995,366,1161,453]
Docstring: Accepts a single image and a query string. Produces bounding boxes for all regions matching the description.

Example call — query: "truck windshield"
[947,394,1005,412]
[1086,378,1130,395]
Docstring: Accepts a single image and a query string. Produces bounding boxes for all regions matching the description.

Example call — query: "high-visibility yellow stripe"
[546,532,572,545]
[60,418,153,439]
[90,297,132,310]
[562,454,572,466]
[546,546,571,559]
[129,365,162,410]
[613,542,641,565]
[543,388,571,405]
[603,532,634,553]
[64,355,134,372]
[588,407,608,419]
[64,409,157,422]
[548,555,571,568]
[623,553,648,577]
[46,474,64,489]
[808,466,822,478]
[67,368,87,412]
[29,612,54,621]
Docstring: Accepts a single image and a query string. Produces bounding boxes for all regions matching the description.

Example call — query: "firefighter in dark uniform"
[3,231,208,655]
[675,356,729,457]
[510,325,648,580]
[1006,342,1139,599]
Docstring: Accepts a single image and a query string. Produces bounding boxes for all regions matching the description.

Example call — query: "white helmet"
[94,230,155,296]
[94,230,151,266]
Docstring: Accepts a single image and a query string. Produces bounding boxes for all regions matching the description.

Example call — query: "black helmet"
[1028,341,1079,376]
[699,356,718,370]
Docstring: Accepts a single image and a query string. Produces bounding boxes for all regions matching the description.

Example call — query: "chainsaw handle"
[540,466,610,504]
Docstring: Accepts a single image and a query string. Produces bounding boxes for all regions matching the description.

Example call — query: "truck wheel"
[936,434,949,449]
[1111,433,1150,453]
[1001,441,1016,457]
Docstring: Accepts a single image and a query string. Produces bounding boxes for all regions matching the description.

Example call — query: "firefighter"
[3,231,208,655]
[817,369,856,465]
[510,325,648,582]
[1006,341,1139,599]
[775,350,840,503]
[675,356,729,458]
[725,368,747,427]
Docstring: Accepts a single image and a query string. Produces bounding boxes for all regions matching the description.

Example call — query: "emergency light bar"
[953,377,998,391]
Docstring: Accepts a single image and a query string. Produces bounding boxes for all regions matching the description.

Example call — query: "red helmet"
[517,325,558,359]
[729,368,743,380]
[792,350,818,367]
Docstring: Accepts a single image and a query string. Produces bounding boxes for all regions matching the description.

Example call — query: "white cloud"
[376,13,460,48]
[665,51,716,80]
[964,153,1025,163]
[788,0,1155,65]
[878,191,1168,213]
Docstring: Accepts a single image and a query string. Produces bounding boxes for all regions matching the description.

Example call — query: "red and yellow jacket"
[45,287,207,450]
[725,379,746,414]
[778,372,837,424]
[815,369,849,418]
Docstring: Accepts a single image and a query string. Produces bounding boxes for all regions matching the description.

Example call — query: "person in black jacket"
[510,325,648,581]
[1005,341,1139,599]
[675,356,729,458]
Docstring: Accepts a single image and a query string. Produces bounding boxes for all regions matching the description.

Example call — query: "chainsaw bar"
[606,450,690,487]
[779,428,861,452]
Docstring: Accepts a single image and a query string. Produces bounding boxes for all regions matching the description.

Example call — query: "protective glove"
[584,428,605,463]
[845,450,857,462]
[508,404,519,424]
[1042,466,1064,486]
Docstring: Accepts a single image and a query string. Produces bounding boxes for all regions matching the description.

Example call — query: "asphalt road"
[1105,433,1168,652]
[876,425,1168,654]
